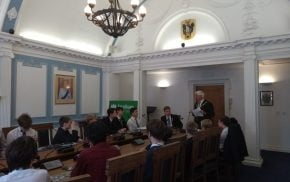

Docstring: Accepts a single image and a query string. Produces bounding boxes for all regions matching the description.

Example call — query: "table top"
[0,131,186,181]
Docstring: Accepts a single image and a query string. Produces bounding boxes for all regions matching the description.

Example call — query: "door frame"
[188,79,231,117]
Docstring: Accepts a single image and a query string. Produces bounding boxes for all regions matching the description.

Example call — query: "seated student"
[71,122,120,182]
[144,119,166,182]
[102,108,123,134]
[0,136,49,182]
[218,117,230,151]
[6,113,38,145]
[219,116,248,182]
[161,106,183,129]
[200,119,213,130]
[52,116,79,144]
[127,108,144,132]
[116,107,127,132]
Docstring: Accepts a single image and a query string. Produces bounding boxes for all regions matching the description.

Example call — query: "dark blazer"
[102,117,122,135]
[193,99,215,119]
[117,116,127,129]
[223,123,248,162]
[144,144,162,182]
[52,127,79,144]
[161,114,183,129]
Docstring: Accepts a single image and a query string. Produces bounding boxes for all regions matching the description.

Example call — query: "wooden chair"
[64,174,91,182]
[204,128,221,182]
[106,150,147,182]
[168,134,187,182]
[2,123,53,146]
[190,130,208,182]
[152,142,181,182]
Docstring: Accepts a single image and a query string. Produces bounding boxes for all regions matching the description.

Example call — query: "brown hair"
[186,121,197,135]
[17,113,32,130]
[6,136,37,171]
[147,119,166,140]
[163,106,171,111]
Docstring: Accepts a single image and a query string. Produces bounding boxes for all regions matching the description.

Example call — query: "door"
[195,85,225,124]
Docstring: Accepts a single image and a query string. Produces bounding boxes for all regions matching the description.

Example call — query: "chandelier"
[84,0,147,38]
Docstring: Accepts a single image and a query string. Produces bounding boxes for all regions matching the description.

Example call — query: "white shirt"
[165,115,173,127]
[6,127,38,145]
[219,127,229,150]
[127,117,143,132]
[0,169,50,182]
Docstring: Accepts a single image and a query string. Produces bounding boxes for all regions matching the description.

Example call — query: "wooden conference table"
[0,130,185,181]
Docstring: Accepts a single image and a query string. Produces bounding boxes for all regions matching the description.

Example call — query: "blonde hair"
[86,114,97,124]
[186,121,197,135]
[201,119,213,129]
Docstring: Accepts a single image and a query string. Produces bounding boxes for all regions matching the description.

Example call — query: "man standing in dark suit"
[192,90,215,129]
[102,108,122,135]
[161,106,183,129]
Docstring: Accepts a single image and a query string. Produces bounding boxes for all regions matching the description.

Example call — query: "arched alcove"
[154,8,229,51]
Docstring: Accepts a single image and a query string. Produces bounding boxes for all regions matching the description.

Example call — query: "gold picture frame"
[55,74,76,104]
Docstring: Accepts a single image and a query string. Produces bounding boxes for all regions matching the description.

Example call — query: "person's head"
[17,113,32,130]
[146,119,166,142]
[230,117,238,124]
[116,107,124,116]
[107,108,117,118]
[163,106,171,116]
[86,114,97,124]
[186,121,197,136]
[5,136,38,171]
[86,122,108,145]
[195,90,205,103]
[218,116,231,129]
[201,119,213,130]
[59,116,72,130]
[130,107,138,118]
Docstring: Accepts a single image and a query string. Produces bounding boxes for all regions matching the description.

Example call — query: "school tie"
[21,130,26,136]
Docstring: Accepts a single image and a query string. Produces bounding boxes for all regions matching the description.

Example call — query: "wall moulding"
[1,32,290,73]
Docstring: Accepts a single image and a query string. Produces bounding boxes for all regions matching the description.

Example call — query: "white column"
[243,52,263,167]
[102,70,111,116]
[133,69,146,122]
[0,42,13,128]
[0,0,11,28]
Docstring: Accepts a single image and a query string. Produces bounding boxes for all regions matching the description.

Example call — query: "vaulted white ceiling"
[13,0,290,57]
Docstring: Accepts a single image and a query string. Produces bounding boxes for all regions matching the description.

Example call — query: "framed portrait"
[260,91,273,106]
[55,74,76,104]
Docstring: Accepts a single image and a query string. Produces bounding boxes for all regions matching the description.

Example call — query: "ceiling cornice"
[1,32,290,71]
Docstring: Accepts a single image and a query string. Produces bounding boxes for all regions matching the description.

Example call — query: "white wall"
[81,71,101,114]
[146,63,244,129]
[259,62,290,153]
[109,72,134,101]
[15,62,47,117]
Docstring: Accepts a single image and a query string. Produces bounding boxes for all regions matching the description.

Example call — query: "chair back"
[205,127,221,161]
[77,120,87,140]
[106,150,147,182]
[152,142,180,182]
[64,174,91,182]
[191,130,208,167]
[168,134,187,182]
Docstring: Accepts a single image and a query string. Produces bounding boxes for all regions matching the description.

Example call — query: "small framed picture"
[260,91,273,106]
